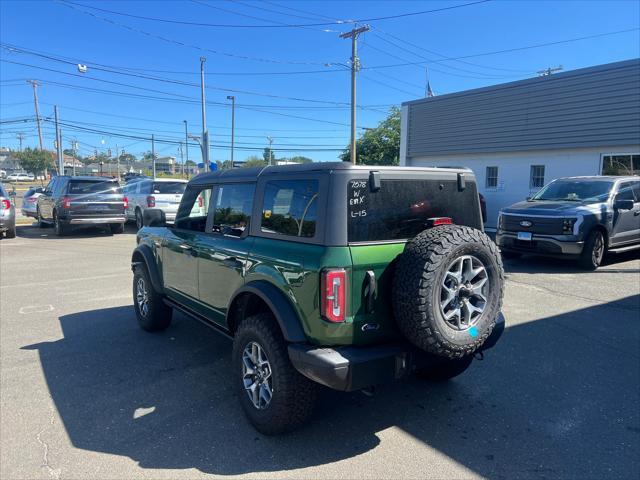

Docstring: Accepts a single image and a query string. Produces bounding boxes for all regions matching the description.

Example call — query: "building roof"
[402,58,640,157]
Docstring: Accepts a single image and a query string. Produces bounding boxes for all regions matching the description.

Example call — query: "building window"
[485,166,498,189]
[602,154,640,176]
[530,165,545,189]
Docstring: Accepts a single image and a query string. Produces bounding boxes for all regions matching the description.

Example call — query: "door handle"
[364,270,377,314]
[223,256,243,267]
[179,244,198,257]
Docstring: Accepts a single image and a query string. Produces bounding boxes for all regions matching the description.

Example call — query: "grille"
[502,215,564,235]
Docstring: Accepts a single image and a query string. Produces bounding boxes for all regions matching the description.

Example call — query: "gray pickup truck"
[497,176,640,269]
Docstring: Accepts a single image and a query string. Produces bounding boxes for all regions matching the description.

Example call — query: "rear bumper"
[497,232,583,256]
[289,313,505,392]
[68,216,126,225]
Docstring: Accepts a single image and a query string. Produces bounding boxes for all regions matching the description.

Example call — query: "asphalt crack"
[36,408,61,479]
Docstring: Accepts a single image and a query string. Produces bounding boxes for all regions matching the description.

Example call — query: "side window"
[174,185,213,232]
[485,166,498,189]
[45,179,55,193]
[54,179,66,195]
[530,165,545,189]
[616,182,635,201]
[212,183,255,238]
[632,181,640,202]
[138,180,150,195]
[261,179,319,238]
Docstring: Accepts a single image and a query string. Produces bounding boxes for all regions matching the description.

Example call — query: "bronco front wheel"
[132,265,172,332]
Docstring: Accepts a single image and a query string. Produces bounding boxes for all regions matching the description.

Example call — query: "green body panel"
[348,243,406,344]
[245,237,358,346]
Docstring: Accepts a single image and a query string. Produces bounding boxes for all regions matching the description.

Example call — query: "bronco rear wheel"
[392,225,504,359]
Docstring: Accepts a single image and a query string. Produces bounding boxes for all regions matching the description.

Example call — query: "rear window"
[152,182,186,194]
[348,179,481,242]
[67,181,122,195]
[261,179,319,238]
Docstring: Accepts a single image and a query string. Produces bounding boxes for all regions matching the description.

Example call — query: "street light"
[188,134,206,171]
[226,95,235,169]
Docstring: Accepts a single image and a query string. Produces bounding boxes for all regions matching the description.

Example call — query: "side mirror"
[615,199,634,210]
[143,208,166,227]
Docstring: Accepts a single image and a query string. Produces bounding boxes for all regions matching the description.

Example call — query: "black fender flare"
[131,244,164,294]
[228,281,307,343]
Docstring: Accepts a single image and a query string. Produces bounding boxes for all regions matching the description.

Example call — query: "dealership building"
[400,59,640,229]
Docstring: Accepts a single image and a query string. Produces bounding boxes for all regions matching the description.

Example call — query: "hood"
[501,200,601,216]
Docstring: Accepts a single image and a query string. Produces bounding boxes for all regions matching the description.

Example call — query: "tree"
[243,155,267,168]
[142,151,156,161]
[340,106,400,165]
[63,148,82,160]
[263,147,274,164]
[118,153,137,164]
[15,148,55,176]
[287,156,313,164]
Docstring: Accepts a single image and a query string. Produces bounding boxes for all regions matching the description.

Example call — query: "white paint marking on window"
[133,406,156,419]
[19,305,54,314]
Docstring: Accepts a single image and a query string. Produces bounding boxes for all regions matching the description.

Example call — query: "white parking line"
[1,272,130,290]
[19,305,54,314]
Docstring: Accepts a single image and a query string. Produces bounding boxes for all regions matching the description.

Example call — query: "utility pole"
[183,120,189,177]
[537,65,563,77]
[151,134,156,179]
[179,143,184,177]
[16,133,25,152]
[267,136,273,166]
[70,139,78,176]
[227,95,235,168]
[27,80,44,150]
[115,143,120,180]
[54,106,63,175]
[339,24,369,165]
[199,57,209,172]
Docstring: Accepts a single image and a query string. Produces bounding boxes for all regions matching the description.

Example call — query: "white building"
[400,59,640,229]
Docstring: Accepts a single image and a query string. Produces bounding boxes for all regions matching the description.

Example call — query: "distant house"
[139,156,176,174]
[0,149,21,173]
[400,59,640,229]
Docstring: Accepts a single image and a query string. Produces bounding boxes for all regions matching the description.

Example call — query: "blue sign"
[197,162,216,170]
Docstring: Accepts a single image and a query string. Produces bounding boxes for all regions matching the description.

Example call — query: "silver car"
[0,183,16,239]
[21,186,44,218]
[124,178,187,229]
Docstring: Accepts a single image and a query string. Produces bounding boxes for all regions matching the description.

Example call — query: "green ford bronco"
[131,162,505,434]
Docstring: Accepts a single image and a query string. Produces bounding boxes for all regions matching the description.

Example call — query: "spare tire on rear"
[392,225,504,359]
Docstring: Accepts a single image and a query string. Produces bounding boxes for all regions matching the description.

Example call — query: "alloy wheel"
[439,255,488,331]
[242,341,273,410]
[136,277,149,318]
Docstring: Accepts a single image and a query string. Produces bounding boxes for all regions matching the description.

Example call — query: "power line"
[362,27,640,70]
[58,0,491,28]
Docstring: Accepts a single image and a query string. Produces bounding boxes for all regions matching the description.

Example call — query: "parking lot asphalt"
[1,224,639,480]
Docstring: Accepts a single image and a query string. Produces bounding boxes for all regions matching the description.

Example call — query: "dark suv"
[497,176,640,269]
[37,176,127,236]
[131,163,506,433]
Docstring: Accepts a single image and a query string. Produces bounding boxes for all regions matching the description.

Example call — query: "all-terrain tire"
[54,212,67,237]
[233,313,317,435]
[415,356,474,382]
[392,225,505,359]
[110,223,125,234]
[132,265,172,332]
[135,208,143,230]
[579,229,605,271]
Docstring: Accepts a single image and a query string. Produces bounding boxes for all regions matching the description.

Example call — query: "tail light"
[62,196,71,209]
[146,195,155,207]
[198,196,203,208]
[27,197,38,203]
[426,217,453,227]
[321,268,346,323]
[123,196,129,209]
[1,199,10,210]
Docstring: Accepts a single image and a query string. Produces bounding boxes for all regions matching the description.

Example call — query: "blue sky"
[1,0,639,163]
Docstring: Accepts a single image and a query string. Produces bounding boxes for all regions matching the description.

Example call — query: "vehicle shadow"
[23,296,639,477]
[503,249,639,274]
[15,224,137,239]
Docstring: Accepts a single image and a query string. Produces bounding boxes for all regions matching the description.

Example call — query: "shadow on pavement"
[503,249,639,274]
[15,223,138,240]
[23,295,640,477]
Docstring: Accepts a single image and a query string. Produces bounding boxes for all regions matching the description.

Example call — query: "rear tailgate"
[66,180,125,217]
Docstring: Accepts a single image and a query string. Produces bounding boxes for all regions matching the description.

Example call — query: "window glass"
[152,182,186,194]
[213,183,255,238]
[631,181,640,201]
[531,179,614,203]
[530,165,545,189]
[175,185,213,232]
[261,179,319,238]
[616,182,635,201]
[602,154,640,175]
[348,179,481,243]
[67,180,121,195]
[486,166,498,189]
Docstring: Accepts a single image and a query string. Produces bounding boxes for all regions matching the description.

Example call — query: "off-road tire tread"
[233,313,317,435]
[393,225,505,359]
[132,265,172,332]
[579,230,604,271]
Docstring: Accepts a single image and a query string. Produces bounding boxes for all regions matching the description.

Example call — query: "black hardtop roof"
[189,162,472,186]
